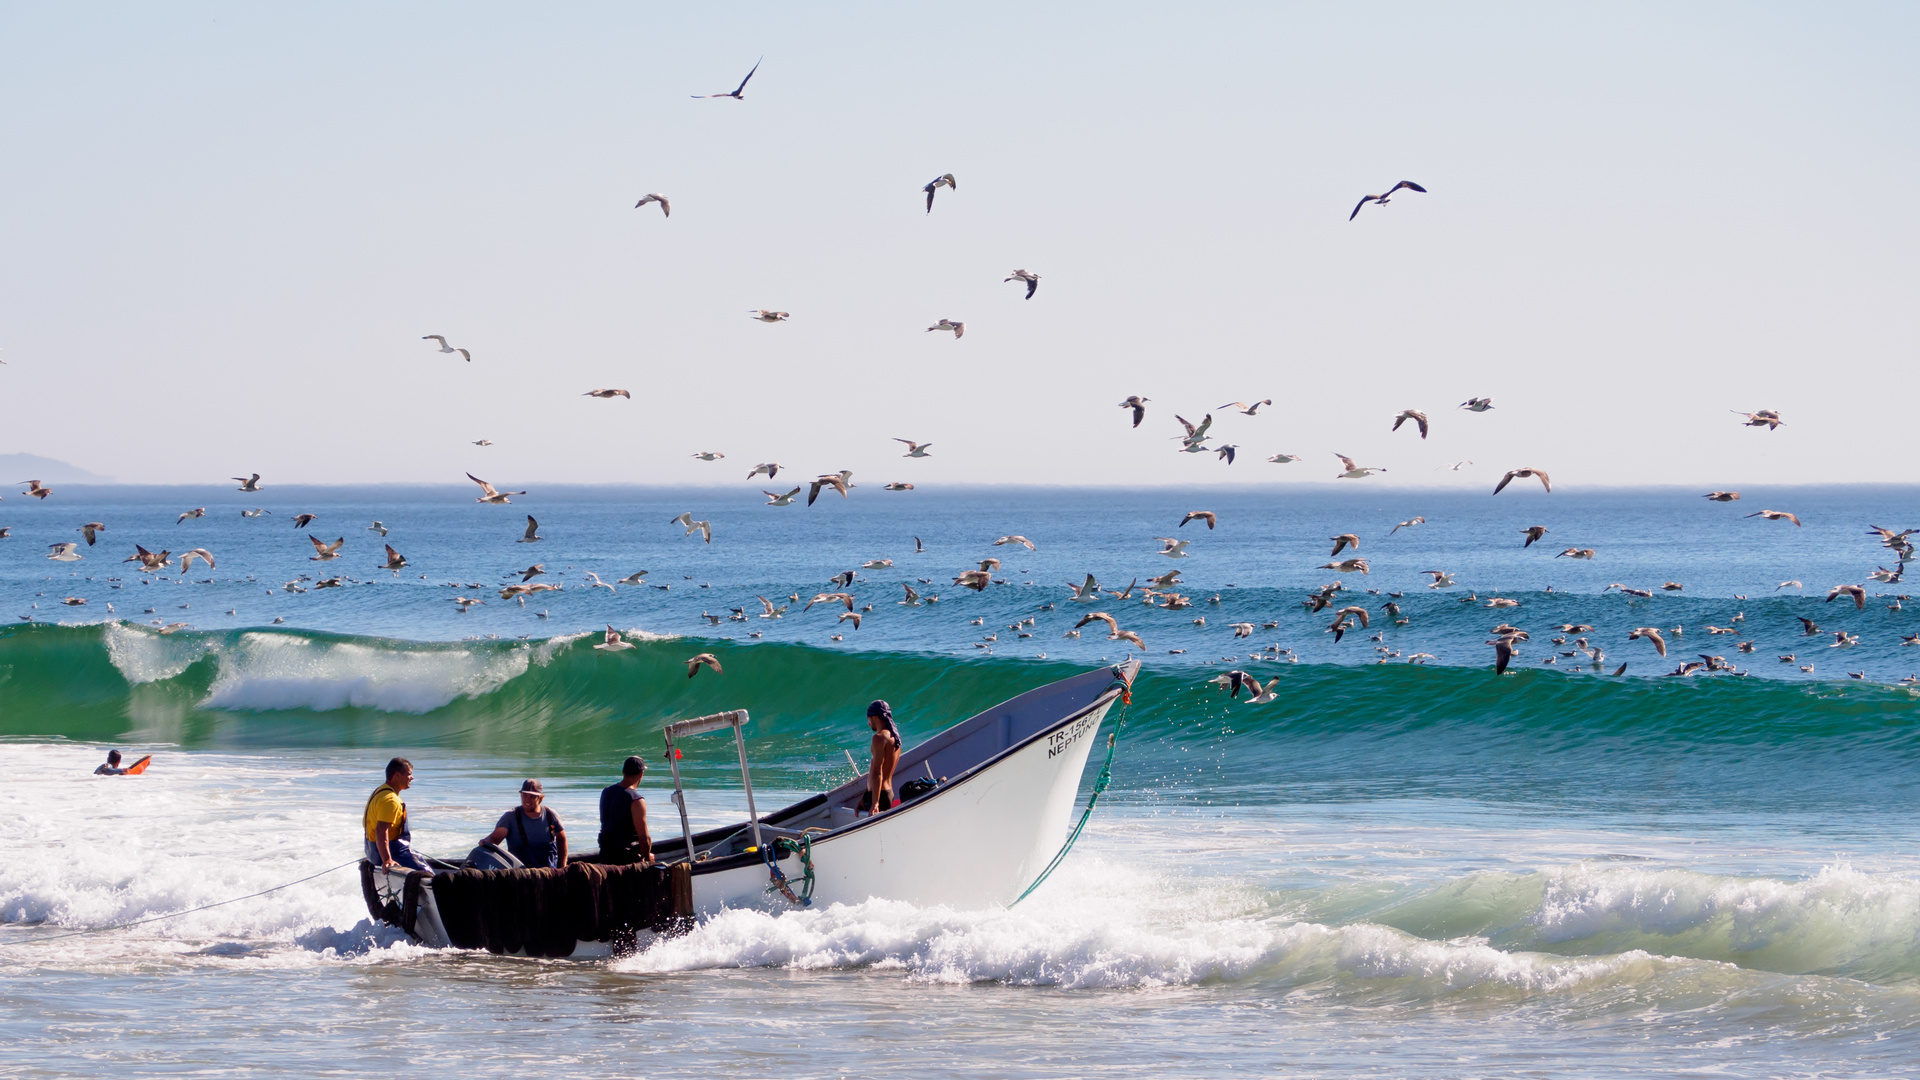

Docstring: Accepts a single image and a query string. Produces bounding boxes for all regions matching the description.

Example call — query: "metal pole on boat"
[663,729,697,865]
[732,715,764,852]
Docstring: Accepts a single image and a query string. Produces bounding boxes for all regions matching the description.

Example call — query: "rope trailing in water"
[764,835,816,907]
[0,858,364,949]
[1009,671,1134,908]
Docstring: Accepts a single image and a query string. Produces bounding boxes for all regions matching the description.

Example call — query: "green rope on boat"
[765,834,816,907]
[1009,683,1132,907]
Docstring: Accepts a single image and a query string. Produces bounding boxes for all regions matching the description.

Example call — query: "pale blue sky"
[1,3,1914,488]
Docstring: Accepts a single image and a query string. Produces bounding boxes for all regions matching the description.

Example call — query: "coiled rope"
[0,858,363,949]
[1009,670,1134,907]
[764,835,816,907]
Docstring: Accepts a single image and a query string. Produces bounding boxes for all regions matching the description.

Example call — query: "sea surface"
[3,483,1919,1078]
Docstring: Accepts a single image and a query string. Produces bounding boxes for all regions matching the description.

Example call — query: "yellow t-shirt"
[364,784,406,843]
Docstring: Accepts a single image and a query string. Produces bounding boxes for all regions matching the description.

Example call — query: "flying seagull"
[1746,510,1802,526]
[1391,409,1430,439]
[595,626,636,652]
[749,310,790,323]
[684,653,723,678]
[747,462,782,481]
[633,193,671,217]
[234,473,262,492]
[518,516,542,543]
[1220,399,1273,415]
[671,512,713,544]
[1180,511,1216,531]
[422,336,470,361]
[926,319,964,339]
[1493,468,1551,495]
[1005,269,1039,299]
[1334,454,1385,479]
[19,480,51,500]
[693,58,760,100]
[1459,398,1494,412]
[1704,491,1740,502]
[1731,409,1783,430]
[807,471,852,506]
[1119,396,1149,428]
[764,487,801,506]
[923,173,956,213]
[308,535,345,561]
[1349,180,1427,221]
[467,473,525,504]
[77,522,105,546]
[895,439,933,458]
[584,388,631,399]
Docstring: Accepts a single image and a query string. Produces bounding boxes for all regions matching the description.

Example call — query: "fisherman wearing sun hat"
[478,778,568,869]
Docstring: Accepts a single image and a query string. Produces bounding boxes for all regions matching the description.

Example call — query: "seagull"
[422,336,471,361]
[1267,453,1302,464]
[1704,491,1741,502]
[1422,570,1456,589]
[1522,526,1548,548]
[693,57,760,99]
[899,583,922,607]
[518,516,542,543]
[926,319,964,339]
[368,521,388,536]
[308,536,344,561]
[1745,510,1802,526]
[1172,414,1214,449]
[1327,534,1362,557]
[76,523,105,546]
[805,592,855,612]
[125,545,168,570]
[1119,396,1149,428]
[618,571,649,586]
[995,535,1037,551]
[1459,398,1495,412]
[584,388,631,399]
[1209,670,1259,699]
[747,463,783,481]
[1215,444,1238,464]
[295,516,319,530]
[47,542,83,561]
[807,471,852,506]
[1220,399,1273,416]
[581,573,615,593]
[953,569,992,592]
[180,548,217,573]
[1776,580,1803,590]
[1334,454,1385,479]
[1391,409,1430,439]
[1180,511,1217,531]
[1005,269,1040,299]
[467,473,525,504]
[19,480,51,500]
[1493,468,1551,495]
[838,612,863,630]
[1390,517,1425,535]
[1073,611,1145,649]
[1068,574,1102,602]
[1154,538,1191,558]
[1556,548,1596,560]
[177,508,205,524]
[1628,627,1669,657]
[764,487,802,506]
[884,482,915,491]
[895,439,933,458]
[233,473,262,492]
[749,310,790,323]
[1318,558,1369,575]
[1826,584,1866,610]
[595,626,636,651]
[633,193,671,217]
[671,512,713,544]
[1492,638,1519,675]
[1438,461,1474,471]
[690,452,725,462]
[684,652,724,678]
[1731,409,1784,430]
[241,508,270,518]
[472,439,492,446]
[923,173,956,213]
[861,559,893,570]
[1349,180,1427,220]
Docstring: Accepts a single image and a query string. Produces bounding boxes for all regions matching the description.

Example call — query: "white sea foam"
[197,632,533,713]
[1523,862,1920,978]
[103,620,215,684]
[615,858,1668,995]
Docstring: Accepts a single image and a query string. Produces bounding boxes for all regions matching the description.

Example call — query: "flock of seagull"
[4,59,1914,691]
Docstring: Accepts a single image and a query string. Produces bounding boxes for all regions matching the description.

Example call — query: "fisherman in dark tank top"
[598,755,654,865]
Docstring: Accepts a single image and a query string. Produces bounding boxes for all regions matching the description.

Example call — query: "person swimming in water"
[863,700,901,813]
[94,750,127,775]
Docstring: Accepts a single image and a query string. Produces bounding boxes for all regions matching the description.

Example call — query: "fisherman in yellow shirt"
[364,757,433,873]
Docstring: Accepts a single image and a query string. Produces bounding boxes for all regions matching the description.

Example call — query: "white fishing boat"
[363,660,1138,955]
